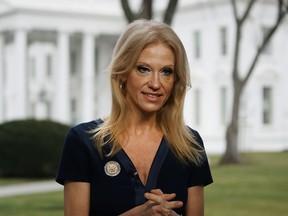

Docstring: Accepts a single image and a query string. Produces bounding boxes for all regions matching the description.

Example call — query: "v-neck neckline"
[93,118,170,205]
[116,137,169,205]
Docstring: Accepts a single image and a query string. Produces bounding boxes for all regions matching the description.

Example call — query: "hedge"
[0,119,70,178]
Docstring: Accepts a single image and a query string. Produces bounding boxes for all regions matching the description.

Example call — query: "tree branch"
[120,0,136,23]
[231,0,241,82]
[231,0,239,24]
[239,0,257,25]
[278,0,283,18]
[231,0,257,84]
[163,0,178,25]
[138,0,153,20]
[243,0,288,85]
[231,0,256,26]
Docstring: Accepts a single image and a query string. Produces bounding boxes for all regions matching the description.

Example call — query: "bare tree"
[220,0,288,164]
[119,0,288,164]
[120,0,178,25]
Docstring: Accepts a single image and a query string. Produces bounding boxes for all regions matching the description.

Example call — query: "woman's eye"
[136,65,151,73]
[161,67,173,76]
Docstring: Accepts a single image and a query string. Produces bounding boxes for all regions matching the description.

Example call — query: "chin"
[142,107,162,113]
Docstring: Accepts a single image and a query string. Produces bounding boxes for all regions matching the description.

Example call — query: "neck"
[125,113,159,135]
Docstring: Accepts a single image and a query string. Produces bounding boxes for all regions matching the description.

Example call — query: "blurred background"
[0,0,287,215]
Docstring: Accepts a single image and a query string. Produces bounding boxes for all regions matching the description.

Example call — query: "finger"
[145,193,183,209]
[162,193,176,201]
[145,192,166,204]
[150,189,163,195]
[159,200,183,210]
[154,206,171,215]
[154,206,183,216]
[167,200,183,209]
[149,190,176,202]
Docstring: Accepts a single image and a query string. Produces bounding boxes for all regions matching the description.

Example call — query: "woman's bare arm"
[64,182,90,216]
[186,186,204,216]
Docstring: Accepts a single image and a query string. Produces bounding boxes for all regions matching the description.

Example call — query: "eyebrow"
[136,62,175,68]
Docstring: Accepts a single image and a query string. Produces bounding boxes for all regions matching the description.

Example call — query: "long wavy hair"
[91,19,203,165]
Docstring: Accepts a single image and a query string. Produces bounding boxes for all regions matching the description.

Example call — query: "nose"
[148,72,161,90]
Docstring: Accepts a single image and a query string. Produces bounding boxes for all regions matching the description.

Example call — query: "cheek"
[126,78,143,95]
[127,72,149,90]
[164,79,175,96]
[166,84,176,105]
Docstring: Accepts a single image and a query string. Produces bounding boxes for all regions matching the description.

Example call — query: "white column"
[54,31,70,124]
[14,29,27,119]
[81,33,95,122]
[0,34,3,122]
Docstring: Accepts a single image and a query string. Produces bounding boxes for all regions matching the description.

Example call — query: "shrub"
[0,119,70,178]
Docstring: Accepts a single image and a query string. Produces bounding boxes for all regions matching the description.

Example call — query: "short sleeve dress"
[56,119,213,216]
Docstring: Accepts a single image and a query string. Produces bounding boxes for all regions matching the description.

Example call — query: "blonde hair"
[91,19,203,165]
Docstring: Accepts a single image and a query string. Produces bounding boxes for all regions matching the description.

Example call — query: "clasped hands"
[143,189,183,216]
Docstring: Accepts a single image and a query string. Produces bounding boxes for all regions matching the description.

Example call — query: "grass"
[0,178,53,186]
[0,192,63,216]
[0,152,287,215]
[205,152,288,216]
[0,178,32,186]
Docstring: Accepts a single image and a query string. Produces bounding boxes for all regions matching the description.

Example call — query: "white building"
[0,0,287,154]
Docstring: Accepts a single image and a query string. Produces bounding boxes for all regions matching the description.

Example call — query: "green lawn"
[0,192,63,216]
[0,178,54,186]
[0,152,287,216]
[205,152,288,216]
[0,178,34,186]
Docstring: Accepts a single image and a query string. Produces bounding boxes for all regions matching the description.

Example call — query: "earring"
[120,83,123,89]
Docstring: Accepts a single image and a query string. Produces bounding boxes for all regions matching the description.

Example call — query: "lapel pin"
[104,161,121,177]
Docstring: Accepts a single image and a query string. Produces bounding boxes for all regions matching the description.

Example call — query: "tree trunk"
[220,80,243,164]
[221,124,241,164]
[220,0,287,165]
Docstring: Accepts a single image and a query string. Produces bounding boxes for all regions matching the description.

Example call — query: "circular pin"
[104,161,121,177]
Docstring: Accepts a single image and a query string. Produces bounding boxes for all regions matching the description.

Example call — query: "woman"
[56,19,213,216]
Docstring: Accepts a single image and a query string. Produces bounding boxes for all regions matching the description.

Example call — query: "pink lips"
[142,92,162,102]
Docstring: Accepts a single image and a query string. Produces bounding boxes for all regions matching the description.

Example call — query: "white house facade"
[0,0,287,154]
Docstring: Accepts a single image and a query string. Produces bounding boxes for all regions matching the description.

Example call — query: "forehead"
[137,43,175,61]
[142,42,173,52]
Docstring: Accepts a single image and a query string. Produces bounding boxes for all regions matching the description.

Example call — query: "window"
[194,89,201,125]
[46,55,52,77]
[220,87,227,125]
[193,31,201,59]
[71,98,78,124]
[94,46,98,74]
[46,101,52,119]
[31,102,36,117]
[3,59,6,82]
[262,86,272,124]
[70,51,78,74]
[220,27,227,56]
[29,57,36,78]
[262,27,272,55]
[71,98,77,113]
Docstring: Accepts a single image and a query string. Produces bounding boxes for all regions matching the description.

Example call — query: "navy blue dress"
[56,119,213,215]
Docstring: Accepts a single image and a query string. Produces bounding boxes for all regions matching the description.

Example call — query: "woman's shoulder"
[186,126,201,139]
[69,118,104,134]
